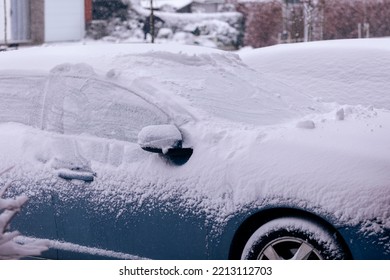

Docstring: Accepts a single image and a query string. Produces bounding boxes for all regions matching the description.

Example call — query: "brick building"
[1,0,87,45]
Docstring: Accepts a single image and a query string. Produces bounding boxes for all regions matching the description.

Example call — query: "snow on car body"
[0,40,389,259]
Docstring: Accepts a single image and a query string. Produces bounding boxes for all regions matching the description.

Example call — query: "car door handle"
[57,168,95,182]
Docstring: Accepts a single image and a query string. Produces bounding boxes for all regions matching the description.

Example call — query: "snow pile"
[0,169,48,259]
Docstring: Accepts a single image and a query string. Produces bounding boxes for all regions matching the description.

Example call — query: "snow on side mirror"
[138,124,183,154]
[138,125,193,165]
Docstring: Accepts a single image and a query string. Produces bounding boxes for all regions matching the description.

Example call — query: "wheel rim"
[257,237,324,260]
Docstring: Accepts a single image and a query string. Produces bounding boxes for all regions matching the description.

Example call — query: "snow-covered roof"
[193,0,226,4]
[140,0,226,10]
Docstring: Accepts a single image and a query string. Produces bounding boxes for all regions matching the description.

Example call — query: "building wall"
[2,0,89,45]
[30,0,45,44]
[85,0,93,23]
[44,0,85,42]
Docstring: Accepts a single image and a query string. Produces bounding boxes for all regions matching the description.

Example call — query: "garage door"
[45,0,85,42]
[11,0,30,41]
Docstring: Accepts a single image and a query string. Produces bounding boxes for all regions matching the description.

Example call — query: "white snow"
[0,39,389,255]
[140,0,192,10]
[15,236,148,260]
[296,120,315,129]
[138,124,182,151]
[239,38,390,110]
[0,43,316,127]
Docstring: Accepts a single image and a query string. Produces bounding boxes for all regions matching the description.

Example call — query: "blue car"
[0,42,389,260]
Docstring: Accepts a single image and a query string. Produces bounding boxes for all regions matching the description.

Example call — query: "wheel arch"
[228,207,352,259]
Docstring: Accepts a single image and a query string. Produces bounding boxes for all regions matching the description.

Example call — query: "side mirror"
[138,125,193,165]
[138,124,183,154]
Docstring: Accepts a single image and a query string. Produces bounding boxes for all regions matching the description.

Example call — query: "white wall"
[0,0,12,43]
[44,0,85,42]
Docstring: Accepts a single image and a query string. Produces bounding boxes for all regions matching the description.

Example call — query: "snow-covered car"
[0,40,389,260]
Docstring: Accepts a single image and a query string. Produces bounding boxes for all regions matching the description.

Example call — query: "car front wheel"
[241,217,346,260]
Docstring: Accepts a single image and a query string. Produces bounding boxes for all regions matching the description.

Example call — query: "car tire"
[241,217,346,260]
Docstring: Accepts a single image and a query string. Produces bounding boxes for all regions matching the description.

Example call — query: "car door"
[42,73,210,259]
[0,73,59,259]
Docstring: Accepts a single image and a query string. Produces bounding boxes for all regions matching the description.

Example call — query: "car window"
[26,74,170,143]
[0,74,46,128]
[0,73,170,143]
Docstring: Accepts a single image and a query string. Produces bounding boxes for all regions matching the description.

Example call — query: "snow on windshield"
[120,50,314,126]
[0,43,317,127]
